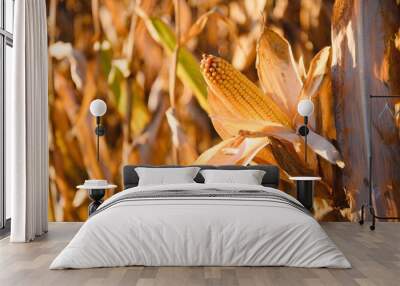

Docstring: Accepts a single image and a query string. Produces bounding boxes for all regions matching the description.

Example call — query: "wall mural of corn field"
[47,0,400,222]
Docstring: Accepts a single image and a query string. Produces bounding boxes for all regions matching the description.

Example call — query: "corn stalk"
[331,0,400,219]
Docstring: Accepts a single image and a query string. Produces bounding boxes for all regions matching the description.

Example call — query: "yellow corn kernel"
[200,54,292,128]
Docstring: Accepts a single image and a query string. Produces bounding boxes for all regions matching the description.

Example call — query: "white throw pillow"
[200,169,266,185]
[135,167,200,186]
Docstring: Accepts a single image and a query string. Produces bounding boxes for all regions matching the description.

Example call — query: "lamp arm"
[297,116,309,165]
[96,130,100,162]
[304,124,308,165]
[96,117,100,162]
[94,116,106,162]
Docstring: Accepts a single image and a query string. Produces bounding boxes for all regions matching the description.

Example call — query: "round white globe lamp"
[90,99,107,117]
[297,99,314,117]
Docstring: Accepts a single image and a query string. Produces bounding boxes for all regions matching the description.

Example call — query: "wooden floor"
[0,223,399,286]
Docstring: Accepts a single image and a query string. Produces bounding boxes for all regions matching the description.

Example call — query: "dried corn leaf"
[307,130,344,168]
[300,47,330,100]
[211,116,301,148]
[244,0,267,21]
[49,41,86,90]
[229,2,247,25]
[315,56,336,140]
[237,138,271,166]
[180,7,238,47]
[72,189,87,208]
[267,137,315,176]
[208,89,241,139]
[169,47,179,108]
[195,137,244,165]
[130,81,150,136]
[256,27,303,116]
[298,47,331,130]
[253,147,280,167]
[166,108,198,165]
[212,116,344,168]
[208,114,316,172]
[103,0,129,35]
[175,0,192,37]
[112,58,131,78]
[136,7,208,112]
[99,6,119,46]
[91,0,101,41]
[232,32,258,71]
[395,102,400,139]
[180,8,210,45]
[194,136,270,165]
[396,29,400,51]
[128,95,169,165]
[298,56,307,82]
[394,29,400,51]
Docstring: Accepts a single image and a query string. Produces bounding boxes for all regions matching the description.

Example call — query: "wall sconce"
[89,99,107,162]
[297,99,314,164]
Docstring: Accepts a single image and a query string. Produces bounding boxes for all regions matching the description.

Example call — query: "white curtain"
[7,0,49,242]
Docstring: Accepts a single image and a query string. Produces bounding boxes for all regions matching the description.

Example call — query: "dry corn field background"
[47,0,400,222]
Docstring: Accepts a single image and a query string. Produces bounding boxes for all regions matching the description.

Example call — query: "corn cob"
[200,54,292,128]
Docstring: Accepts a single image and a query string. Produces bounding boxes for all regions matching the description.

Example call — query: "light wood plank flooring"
[0,222,399,286]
